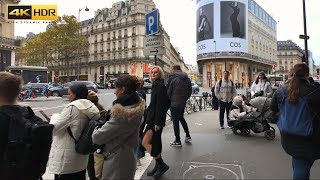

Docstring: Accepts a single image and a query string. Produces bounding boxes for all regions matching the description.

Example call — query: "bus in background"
[5,66,49,83]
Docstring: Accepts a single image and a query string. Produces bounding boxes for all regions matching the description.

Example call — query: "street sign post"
[145,9,159,36]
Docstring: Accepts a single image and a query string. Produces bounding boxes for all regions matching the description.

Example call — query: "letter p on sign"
[148,16,154,33]
[145,9,159,36]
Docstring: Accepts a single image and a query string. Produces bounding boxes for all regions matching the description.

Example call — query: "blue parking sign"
[145,9,159,36]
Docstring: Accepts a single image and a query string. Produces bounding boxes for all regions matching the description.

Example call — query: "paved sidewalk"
[24,96,62,102]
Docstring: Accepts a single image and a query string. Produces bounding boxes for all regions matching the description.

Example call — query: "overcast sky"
[14,0,319,66]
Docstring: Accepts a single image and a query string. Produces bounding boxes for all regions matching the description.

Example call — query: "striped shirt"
[214,79,237,103]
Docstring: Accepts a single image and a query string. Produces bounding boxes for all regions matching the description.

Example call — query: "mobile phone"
[39,110,50,121]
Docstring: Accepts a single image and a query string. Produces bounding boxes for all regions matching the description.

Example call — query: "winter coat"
[146,79,170,127]
[47,99,100,175]
[229,104,256,121]
[251,79,273,97]
[271,79,320,159]
[167,70,192,109]
[92,97,145,180]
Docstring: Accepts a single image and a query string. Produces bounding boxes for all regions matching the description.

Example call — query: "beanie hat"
[87,90,98,104]
[232,96,243,106]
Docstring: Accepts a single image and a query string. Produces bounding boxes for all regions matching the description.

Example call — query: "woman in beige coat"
[92,75,145,180]
[48,84,100,180]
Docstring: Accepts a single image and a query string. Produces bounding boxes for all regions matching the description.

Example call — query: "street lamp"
[300,0,309,66]
[77,6,89,81]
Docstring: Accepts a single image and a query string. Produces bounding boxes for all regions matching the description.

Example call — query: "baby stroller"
[231,97,276,140]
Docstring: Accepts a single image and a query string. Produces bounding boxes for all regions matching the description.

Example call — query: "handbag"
[94,152,105,178]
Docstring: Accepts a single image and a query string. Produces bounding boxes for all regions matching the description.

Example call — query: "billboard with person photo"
[197,0,248,55]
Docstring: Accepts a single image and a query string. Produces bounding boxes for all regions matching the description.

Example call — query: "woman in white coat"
[251,71,272,98]
[47,84,100,180]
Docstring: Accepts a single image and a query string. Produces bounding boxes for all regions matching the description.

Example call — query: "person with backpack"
[142,66,170,179]
[211,85,219,110]
[0,72,53,180]
[251,71,272,98]
[271,63,320,180]
[214,71,237,129]
[86,90,106,180]
[167,65,192,147]
[47,84,100,180]
[92,75,145,180]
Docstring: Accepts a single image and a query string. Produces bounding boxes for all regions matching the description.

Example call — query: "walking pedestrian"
[167,65,192,147]
[250,71,272,98]
[142,66,170,179]
[271,63,320,180]
[92,75,145,180]
[47,84,100,180]
[214,71,237,129]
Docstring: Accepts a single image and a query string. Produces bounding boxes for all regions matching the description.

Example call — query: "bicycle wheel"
[193,99,200,112]
[203,98,208,111]
[185,101,192,114]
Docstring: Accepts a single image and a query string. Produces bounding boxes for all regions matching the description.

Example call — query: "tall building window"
[124,29,128,36]
[118,40,122,49]
[132,27,136,35]
[113,41,116,50]
[132,51,136,57]
[101,55,104,60]
[113,31,116,38]
[124,39,128,48]
[107,32,110,39]
[145,5,148,10]
[118,30,122,37]
[132,38,136,47]
[108,54,110,60]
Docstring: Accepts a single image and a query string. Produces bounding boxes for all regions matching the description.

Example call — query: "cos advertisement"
[197,0,248,55]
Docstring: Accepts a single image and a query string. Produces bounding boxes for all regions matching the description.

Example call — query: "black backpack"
[0,106,53,180]
[68,110,109,155]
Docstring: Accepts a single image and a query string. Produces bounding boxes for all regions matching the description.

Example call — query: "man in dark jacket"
[167,65,192,147]
[0,72,26,179]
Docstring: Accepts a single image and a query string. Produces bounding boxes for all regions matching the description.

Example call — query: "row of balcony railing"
[48,57,165,69]
[91,33,135,43]
[79,20,144,36]
[0,36,21,47]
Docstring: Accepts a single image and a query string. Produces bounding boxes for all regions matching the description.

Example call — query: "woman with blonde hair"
[142,66,170,179]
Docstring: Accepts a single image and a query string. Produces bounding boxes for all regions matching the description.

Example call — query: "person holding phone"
[142,66,170,179]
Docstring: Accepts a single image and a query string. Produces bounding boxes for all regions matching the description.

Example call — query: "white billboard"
[197,0,248,55]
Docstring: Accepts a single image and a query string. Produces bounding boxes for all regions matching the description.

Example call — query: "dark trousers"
[170,106,190,142]
[219,101,232,127]
[292,158,315,180]
[87,154,97,180]
[54,169,86,180]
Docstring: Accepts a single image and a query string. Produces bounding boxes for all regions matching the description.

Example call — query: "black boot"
[147,161,158,176]
[153,158,169,179]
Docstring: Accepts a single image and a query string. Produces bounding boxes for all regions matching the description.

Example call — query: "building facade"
[0,0,21,71]
[197,0,277,88]
[186,64,198,83]
[49,0,187,84]
[275,40,304,81]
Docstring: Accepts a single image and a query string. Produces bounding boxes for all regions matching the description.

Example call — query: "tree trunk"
[66,56,70,82]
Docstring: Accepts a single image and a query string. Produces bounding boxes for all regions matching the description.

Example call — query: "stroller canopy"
[249,97,271,113]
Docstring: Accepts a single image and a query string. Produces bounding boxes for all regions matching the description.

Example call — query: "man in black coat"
[167,65,192,147]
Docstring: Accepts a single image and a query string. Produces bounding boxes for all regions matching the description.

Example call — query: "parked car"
[94,82,104,89]
[143,82,153,94]
[49,81,98,97]
[191,83,200,94]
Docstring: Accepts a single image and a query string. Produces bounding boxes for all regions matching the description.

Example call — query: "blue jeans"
[292,158,315,180]
[219,101,232,127]
[170,106,190,142]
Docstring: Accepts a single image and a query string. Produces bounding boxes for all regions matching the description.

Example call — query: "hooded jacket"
[92,93,145,180]
[47,99,100,175]
[167,70,192,108]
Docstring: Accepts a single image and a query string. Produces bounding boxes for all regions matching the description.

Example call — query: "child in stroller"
[228,96,276,140]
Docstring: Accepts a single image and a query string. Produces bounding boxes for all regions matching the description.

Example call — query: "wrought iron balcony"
[0,36,21,47]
